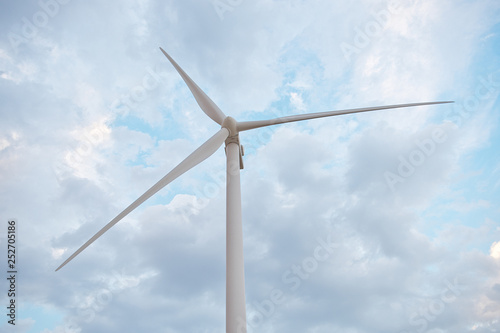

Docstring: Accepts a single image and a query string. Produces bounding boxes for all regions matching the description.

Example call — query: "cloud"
[491,241,500,259]
[0,0,499,332]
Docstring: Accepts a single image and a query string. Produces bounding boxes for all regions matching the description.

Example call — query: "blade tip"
[55,258,70,272]
[159,47,169,57]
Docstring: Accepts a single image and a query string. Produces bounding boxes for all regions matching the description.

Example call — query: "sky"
[0,0,499,332]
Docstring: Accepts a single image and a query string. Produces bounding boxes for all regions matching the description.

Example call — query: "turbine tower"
[56,47,452,333]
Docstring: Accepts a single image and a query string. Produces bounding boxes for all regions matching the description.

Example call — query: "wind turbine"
[56,47,452,332]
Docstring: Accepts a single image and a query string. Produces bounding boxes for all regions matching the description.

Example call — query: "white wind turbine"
[56,47,452,332]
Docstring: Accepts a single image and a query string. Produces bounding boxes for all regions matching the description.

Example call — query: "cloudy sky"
[1,0,499,332]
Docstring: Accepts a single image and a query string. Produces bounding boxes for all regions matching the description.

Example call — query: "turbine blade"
[237,101,454,132]
[159,47,226,125]
[56,127,230,272]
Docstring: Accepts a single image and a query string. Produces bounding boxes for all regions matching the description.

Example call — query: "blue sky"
[0,0,499,332]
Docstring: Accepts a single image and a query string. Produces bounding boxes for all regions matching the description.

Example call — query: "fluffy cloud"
[0,0,499,332]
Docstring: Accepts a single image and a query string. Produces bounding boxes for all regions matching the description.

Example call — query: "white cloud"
[0,0,499,332]
[51,248,67,260]
[289,92,306,111]
[0,137,11,151]
[491,241,500,259]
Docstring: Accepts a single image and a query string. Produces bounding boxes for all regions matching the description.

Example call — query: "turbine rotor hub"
[222,116,238,137]
[223,116,240,146]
